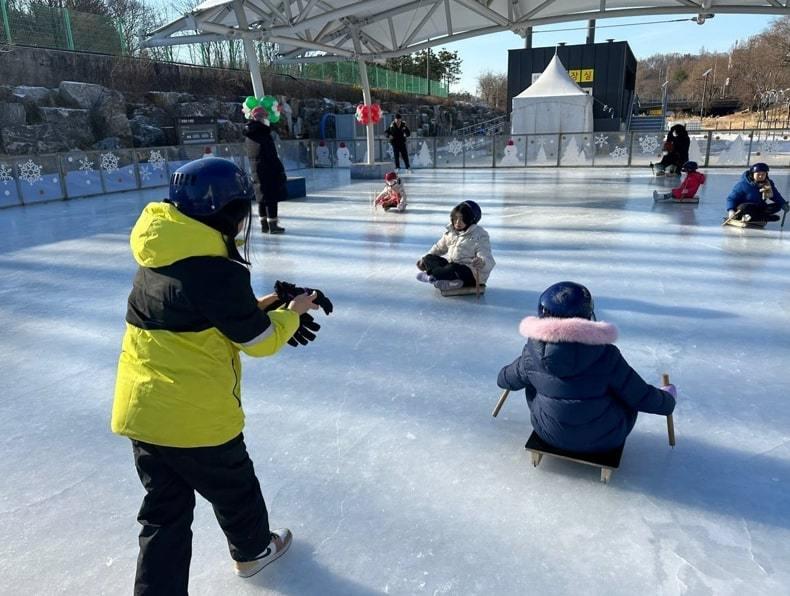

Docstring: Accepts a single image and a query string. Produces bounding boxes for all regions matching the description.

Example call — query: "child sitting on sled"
[725,162,789,224]
[653,161,705,202]
[374,171,407,212]
[415,200,495,292]
[496,281,676,454]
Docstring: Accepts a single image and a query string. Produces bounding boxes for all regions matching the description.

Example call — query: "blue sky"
[444,14,780,93]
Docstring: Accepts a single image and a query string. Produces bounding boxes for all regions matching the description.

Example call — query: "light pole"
[700,68,712,119]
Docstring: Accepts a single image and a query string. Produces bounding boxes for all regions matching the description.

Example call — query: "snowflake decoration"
[447,139,463,156]
[609,146,628,160]
[19,159,43,186]
[139,167,151,181]
[594,134,609,148]
[149,150,166,171]
[638,135,660,155]
[464,138,475,151]
[100,152,120,174]
[761,140,779,155]
[78,157,94,172]
[385,144,394,159]
[0,163,12,184]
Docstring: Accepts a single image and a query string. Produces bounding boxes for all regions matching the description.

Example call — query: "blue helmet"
[750,162,769,174]
[538,281,595,320]
[169,158,254,218]
[681,161,698,172]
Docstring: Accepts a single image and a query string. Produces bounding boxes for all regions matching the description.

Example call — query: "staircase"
[454,114,509,137]
[629,116,666,132]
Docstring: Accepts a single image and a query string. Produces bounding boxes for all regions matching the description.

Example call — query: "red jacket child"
[672,162,705,199]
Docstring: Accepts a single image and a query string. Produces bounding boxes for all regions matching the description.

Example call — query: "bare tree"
[476,71,507,111]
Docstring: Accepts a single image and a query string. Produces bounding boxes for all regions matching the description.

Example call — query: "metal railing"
[1,129,787,208]
[454,114,509,137]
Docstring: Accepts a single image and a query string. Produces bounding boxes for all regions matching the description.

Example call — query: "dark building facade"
[507,41,637,132]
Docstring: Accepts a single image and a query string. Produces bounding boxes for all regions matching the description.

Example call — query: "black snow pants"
[131,434,270,596]
[422,254,476,287]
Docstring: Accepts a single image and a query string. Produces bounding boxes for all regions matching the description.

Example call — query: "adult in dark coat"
[726,162,789,223]
[385,113,411,171]
[657,124,690,174]
[243,107,287,234]
[497,282,676,453]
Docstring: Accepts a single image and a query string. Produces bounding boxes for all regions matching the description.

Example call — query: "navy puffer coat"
[497,317,675,453]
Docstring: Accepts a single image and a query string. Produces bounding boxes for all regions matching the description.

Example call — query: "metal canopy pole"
[233,0,265,97]
[352,29,375,165]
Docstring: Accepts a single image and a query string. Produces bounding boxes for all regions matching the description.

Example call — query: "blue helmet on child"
[538,281,595,320]
[169,158,254,218]
[681,161,698,172]
[750,162,769,174]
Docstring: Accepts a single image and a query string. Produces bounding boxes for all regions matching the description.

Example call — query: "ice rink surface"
[1,167,789,595]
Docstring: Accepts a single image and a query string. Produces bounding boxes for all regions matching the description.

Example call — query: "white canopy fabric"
[511,55,593,134]
[143,1,790,63]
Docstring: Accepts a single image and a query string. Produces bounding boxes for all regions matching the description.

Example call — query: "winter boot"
[767,214,780,222]
[234,529,292,578]
[416,272,435,283]
[653,190,670,202]
[260,219,268,233]
[742,213,752,223]
[433,279,464,291]
[266,218,285,234]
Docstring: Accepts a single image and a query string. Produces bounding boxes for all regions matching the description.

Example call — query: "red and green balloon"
[242,96,281,123]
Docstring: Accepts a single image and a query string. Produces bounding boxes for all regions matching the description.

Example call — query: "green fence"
[273,62,449,98]
[0,0,122,54]
[0,0,447,97]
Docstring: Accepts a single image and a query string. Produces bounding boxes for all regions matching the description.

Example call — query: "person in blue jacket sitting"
[726,162,789,224]
[497,282,676,454]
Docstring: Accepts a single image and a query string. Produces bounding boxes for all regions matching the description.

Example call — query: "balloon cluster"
[355,103,382,125]
[243,96,282,123]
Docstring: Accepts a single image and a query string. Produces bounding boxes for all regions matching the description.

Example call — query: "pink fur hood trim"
[519,316,618,345]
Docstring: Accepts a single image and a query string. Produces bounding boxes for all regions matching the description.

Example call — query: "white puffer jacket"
[428,224,495,283]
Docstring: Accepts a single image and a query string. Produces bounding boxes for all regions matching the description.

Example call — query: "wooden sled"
[525,432,624,484]
[654,192,699,204]
[439,284,486,297]
[723,218,766,229]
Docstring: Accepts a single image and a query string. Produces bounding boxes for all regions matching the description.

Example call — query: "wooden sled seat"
[439,284,486,297]
[525,431,624,484]
[724,219,766,229]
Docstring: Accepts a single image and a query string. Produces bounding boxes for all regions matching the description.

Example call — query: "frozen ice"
[1,167,789,595]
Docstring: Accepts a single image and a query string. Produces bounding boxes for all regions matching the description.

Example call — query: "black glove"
[274,280,334,315]
[287,313,321,347]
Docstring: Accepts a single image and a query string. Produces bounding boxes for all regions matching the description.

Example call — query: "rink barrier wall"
[1,130,788,208]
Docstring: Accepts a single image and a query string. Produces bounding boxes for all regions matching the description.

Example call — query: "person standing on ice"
[653,161,705,201]
[244,106,287,234]
[374,171,407,212]
[112,158,333,593]
[386,113,412,173]
[497,282,676,454]
[725,162,789,224]
[416,200,494,292]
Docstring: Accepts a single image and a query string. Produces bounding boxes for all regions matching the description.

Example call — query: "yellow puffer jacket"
[112,202,299,447]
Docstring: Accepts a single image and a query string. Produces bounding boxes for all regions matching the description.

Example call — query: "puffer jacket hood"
[130,202,228,268]
[519,316,618,378]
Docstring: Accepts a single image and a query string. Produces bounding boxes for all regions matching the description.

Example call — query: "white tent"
[511,55,593,135]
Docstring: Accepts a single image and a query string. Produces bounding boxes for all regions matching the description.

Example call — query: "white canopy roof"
[143,1,790,62]
[516,54,586,98]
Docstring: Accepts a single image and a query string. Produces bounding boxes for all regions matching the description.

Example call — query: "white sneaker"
[742,214,752,223]
[234,529,292,578]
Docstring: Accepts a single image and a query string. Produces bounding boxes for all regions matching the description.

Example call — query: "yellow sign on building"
[581,69,594,83]
[568,70,581,82]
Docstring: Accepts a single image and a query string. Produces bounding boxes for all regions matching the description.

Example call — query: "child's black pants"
[422,254,476,286]
[131,434,270,596]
